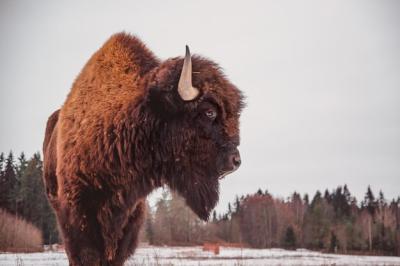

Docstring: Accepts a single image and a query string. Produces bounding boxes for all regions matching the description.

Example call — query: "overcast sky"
[0,0,399,213]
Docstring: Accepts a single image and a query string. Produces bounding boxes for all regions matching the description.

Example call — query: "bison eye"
[205,109,217,120]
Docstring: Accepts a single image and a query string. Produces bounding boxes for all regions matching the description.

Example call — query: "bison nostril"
[232,154,241,168]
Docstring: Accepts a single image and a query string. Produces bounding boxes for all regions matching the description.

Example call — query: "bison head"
[147,47,244,220]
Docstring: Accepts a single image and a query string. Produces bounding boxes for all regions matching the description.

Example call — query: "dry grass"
[0,208,43,252]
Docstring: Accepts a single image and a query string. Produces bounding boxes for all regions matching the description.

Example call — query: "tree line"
[145,187,400,256]
[0,151,59,244]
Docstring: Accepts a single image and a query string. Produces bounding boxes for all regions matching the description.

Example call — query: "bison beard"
[43,33,244,266]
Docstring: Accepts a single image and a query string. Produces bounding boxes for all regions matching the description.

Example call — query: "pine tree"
[324,189,331,203]
[0,152,5,207]
[303,191,333,249]
[14,152,28,216]
[330,231,338,252]
[0,151,17,213]
[310,191,322,208]
[362,186,377,251]
[363,186,377,217]
[284,226,296,249]
[234,195,241,213]
[343,185,352,205]
[330,186,351,220]
[212,210,218,223]
[0,152,4,175]
[378,191,386,209]
[377,191,387,251]
[303,194,309,206]
[16,152,28,179]
[291,192,304,226]
[227,202,232,218]
[19,153,59,244]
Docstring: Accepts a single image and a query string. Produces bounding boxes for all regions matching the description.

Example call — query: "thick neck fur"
[111,70,174,200]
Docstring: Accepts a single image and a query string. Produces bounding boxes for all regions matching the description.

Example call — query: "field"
[1,246,400,266]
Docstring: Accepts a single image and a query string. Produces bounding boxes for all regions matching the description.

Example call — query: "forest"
[0,151,399,256]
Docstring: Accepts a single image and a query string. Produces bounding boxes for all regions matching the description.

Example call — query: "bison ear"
[147,85,181,116]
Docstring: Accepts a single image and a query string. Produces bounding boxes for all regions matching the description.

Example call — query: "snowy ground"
[1,246,400,266]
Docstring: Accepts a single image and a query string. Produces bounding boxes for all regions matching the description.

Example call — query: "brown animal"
[43,32,244,266]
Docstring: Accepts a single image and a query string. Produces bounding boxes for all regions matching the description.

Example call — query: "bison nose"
[229,150,241,170]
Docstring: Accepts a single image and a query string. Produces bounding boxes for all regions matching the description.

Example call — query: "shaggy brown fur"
[43,32,244,266]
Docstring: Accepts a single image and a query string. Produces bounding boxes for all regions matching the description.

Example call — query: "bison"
[43,32,244,266]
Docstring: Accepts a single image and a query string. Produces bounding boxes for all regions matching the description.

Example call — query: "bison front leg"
[110,200,146,266]
[97,197,146,266]
[55,177,111,266]
[56,202,108,266]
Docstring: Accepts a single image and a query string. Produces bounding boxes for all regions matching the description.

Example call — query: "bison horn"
[178,45,199,101]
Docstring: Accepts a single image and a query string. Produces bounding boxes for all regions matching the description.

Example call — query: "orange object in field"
[203,243,220,255]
